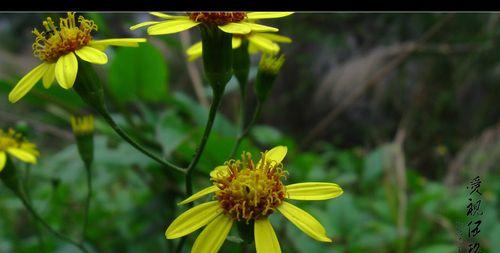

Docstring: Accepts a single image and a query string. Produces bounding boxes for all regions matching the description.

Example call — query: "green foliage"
[0,12,499,253]
[108,42,169,104]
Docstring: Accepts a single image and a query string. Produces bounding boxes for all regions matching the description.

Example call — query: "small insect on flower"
[8,12,147,103]
[131,12,293,36]
[166,146,343,253]
[186,32,292,61]
[0,129,39,172]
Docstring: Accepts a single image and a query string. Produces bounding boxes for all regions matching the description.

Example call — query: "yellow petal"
[286,182,343,200]
[277,202,332,242]
[6,148,37,164]
[75,46,108,65]
[218,22,251,34]
[90,38,147,50]
[8,62,49,103]
[42,63,56,89]
[246,12,294,20]
[188,54,202,62]
[209,165,230,179]
[55,52,78,89]
[130,21,160,31]
[186,41,202,56]
[248,43,259,54]
[192,214,233,253]
[255,219,281,253]
[232,37,242,49]
[266,146,288,163]
[256,33,292,43]
[243,22,279,32]
[186,41,202,61]
[0,152,6,172]
[165,201,222,239]
[147,19,200,35]
[150,12,188,19]
[178,185,219,205]
[248,35,280,54]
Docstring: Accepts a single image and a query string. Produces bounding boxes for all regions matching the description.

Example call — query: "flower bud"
[73,59,106,115]
[254,54,285,102]
[70,115,95,168]
[199,24,233,95]
[233,40,250,95]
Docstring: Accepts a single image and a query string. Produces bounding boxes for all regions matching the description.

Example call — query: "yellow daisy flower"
[130,12,293,35]
[186,32,292,61]
[0,129,39,172]
[8,12,147,103]
[166,146,343,253]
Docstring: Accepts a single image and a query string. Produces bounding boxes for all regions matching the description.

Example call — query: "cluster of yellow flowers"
[3,12,343,253]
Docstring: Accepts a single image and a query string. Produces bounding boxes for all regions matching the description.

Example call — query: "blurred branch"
[302,14,455,147]
[445,120,500,186]
[393,126,408,253]
[179,31,209,108]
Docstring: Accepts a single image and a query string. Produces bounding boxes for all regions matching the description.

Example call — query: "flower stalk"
[70,115,95,243]
[73,60,184,174]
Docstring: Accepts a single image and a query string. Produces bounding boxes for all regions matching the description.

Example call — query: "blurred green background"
[0,13,499,253]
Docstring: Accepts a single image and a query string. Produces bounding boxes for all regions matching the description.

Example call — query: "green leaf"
[108,42,169,104]
[155,110,189,157]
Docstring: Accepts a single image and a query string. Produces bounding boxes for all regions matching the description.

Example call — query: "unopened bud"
[70,115,94,168]
[254,54,285,102]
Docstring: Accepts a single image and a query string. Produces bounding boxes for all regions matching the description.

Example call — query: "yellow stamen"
[33,12,98,62]
[213,151,287,223]
[187,12,247,26]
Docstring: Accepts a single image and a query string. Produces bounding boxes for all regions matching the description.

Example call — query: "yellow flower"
[8,12,147,103]
[131,12,293,36]
[166,146,343,253]
[0,129,39,172]
[70,115,94,136]
[186,32,292,61]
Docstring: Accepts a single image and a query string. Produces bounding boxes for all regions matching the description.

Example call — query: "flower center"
[187,12,247,26]
[32,12,97,62]
[0,129,22,151]
[213,152,287,222]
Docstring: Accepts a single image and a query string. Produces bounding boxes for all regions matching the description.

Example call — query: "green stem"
[81,164,92,244]
[98,107,185,174]
[229,101,263,158]
[24,166,47,253]
[17,184,90,253]
[185,91,224,198]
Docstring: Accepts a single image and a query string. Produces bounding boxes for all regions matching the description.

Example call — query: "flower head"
[70,115,94,136]
[70,115,95,168]
[8,12,147,103]
[131,12,293,35]
[166,146,343,253]
[186,32,292,61]
[0,129,39,172]
[259,54,286,75]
